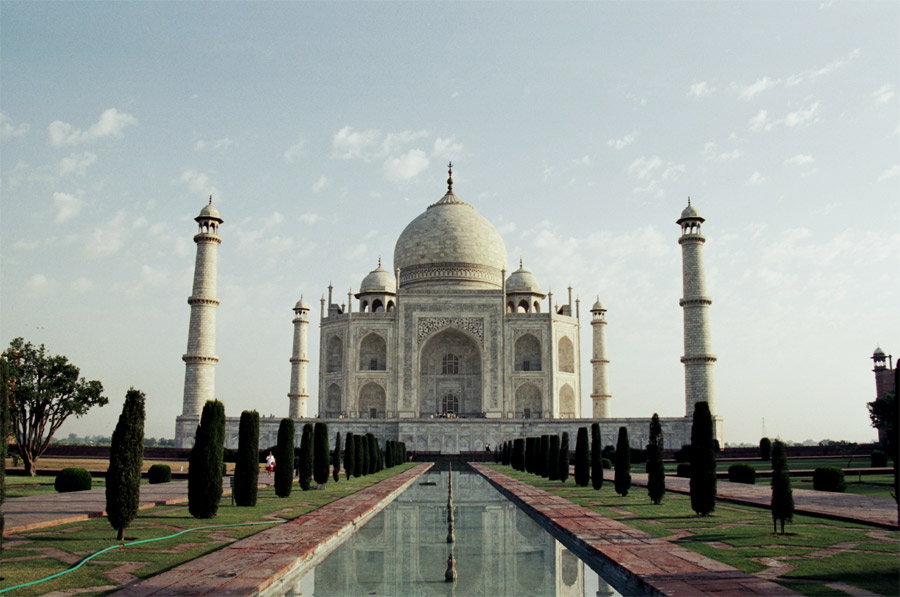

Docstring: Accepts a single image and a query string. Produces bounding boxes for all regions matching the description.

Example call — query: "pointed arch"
[359,382,386,419]
[359,333,387,370]
[326,335,343,373]
[515,382,542,419]
[559,383,576,418]
[558,336,574,373]
[325,383,341,417]
[514,333,542,371]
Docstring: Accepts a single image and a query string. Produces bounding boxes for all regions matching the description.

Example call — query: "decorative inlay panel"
[417,317,484,345]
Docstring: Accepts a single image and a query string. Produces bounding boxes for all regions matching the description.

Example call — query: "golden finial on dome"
[447,162,453,192]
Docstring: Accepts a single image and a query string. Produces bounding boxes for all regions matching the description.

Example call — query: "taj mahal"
[175,165,722,452]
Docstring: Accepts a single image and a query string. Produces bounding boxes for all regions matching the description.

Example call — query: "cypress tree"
[614,426,631,496]
[344,432,355,480]
[275,418,295,496]
[524,437,535,474]
[760,437,772,461]
[297,422,313,490]
[314,422,330,486]
[771,439,794,534]
[385,440,393,468]
[501,440,509,465]
[366,433,378,473]
[548,435,561,480]
[539,435,550,477]
[646,413,665,504]
[558,432,570,483]
[690,401,717,516]
[332,431,341,482]
[106,388,145,540]
[574,427,589,486]
[188,399,225,518]
[591,423,603,490]
[234,410,260,506]
[512,438,525,471]
[357,434,368,475]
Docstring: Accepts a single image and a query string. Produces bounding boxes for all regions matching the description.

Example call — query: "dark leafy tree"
[1,358,10,541]
[770,439,794,534]
[314,422,330,486]
[574,427,589,486]
[558,432,570,484]
[3,338,108,475]
[539,435,550,478]
[759,437,772,461]
[646,413,665,504]
[275,418,296,496]
[333,431,341,482]
[689,401,717,516]
[297,422,313,490]
[344,432,355,479]
[188,399,225,518]
[234,410,259,506]
[868,382,898,525]
[548,435,560,480]
[106,388,145,540]
[591,423,603,490]
[614,427,631,496]
[512,438,525,471]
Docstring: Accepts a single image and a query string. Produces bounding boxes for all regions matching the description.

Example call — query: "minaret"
[288,297,311,418]
[872,347,895,399]
[678,199,717,417]
[178,197,223,445]
[590,298,611,418]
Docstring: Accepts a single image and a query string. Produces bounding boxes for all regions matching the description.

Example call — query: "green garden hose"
[0,520,285,594]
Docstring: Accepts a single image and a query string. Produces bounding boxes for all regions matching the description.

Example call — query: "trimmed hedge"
[813,467,846,492]
[56,467,92,492]
[728,463,757,484]
[871,449,888,467]
[148,464,172,484]
[676,463,691,478]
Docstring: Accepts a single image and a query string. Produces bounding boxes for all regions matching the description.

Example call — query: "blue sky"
[1,1,897,444]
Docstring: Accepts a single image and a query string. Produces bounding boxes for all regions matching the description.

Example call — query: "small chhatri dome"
[294,295,310,310]
[359,259,397,294]
[591,297,605,311]
[677,197,703,223]
[197,195,223,221]
[873,346,886,357]
[506,259,542,294]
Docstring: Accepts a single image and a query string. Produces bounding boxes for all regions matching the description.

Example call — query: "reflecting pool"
[277,467,623,596]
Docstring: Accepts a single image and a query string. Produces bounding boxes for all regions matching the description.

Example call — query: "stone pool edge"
[112,463,433,596]
[470,463,797,597]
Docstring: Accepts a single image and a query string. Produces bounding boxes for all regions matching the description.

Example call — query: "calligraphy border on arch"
[417,317,484,346]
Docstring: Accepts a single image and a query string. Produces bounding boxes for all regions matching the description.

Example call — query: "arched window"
[441,392,459,415]
[372,299,384,313]
[326,336,343,373]
[359,333,387,370]
[559,384,576,417]
[517,299,530,313]
[325,384,341,417]
[515,334,542,371]
[442,353,459,374]
[558,337,574,373]
[506,301,515,313]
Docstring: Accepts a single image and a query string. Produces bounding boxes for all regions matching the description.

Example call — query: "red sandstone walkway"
[609,470,899,529]
[1,476,275,536]
[472,463,797,596]
[111,463,432,596]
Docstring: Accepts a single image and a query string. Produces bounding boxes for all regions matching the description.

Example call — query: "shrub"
[871,449,888,467]
[548,435,560,481]
[759,437,772,461]
[574,427,589,487]
[771,439,794,534]
[233,410,259,506]
[188,399,225,518]
[629,447,648,464]
[314,422,330,486]
[333,432,341,482]
[275,419,296,496]
[524,437,535,474]
[297,422,313,490]
[148,464,172,484]
[591,423,603,490]
[55,467,92,492]
[646,413,665,504]
[676,463,691,477]
[345,432,355,480]
[602,458,612,469]
[689,401,716,516]
[558,432,570,484]
[813,467,847,492]
[674,444,692,463]
[106,388,145,540]
[222,448,238,463]
[614,427,631,496]
[728,463,757,484]
[602,444,616,461]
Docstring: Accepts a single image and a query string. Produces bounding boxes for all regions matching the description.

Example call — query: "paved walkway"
[473,464,796,595]
[609,470,899,529]
[111,463,433,596]
[2,476,276,536]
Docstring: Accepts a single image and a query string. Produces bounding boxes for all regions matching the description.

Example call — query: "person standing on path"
[265,451,275,477]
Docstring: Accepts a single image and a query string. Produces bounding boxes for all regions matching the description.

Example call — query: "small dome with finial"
[294,295,310,310]
[197,195,223,222]
[591,297,605,312]
[359,258,396,294]
[506,259,543,294]
[678,197,702,223]
[873,346,886,357]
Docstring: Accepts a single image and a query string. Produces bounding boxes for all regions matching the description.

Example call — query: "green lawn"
[0,463,416,596]
[487,464,900,596]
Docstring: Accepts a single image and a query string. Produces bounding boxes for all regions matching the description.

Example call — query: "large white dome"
[393,177,507,290]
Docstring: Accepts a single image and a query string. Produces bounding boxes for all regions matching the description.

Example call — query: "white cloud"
[299,213,320,225]
[1,113,30,139]
[784,154,815,167]
[702,141,743,161]
[48,108,137,147]
[312,176,328,192]
[84,211,126,257]
[53,191,84,222]
[178,169,218,198]
[627,156,663,180]
[739,76,778,100]
[332,126,381,160]
[343,243,367,260]
[572,155,590,167]
[71,278,94,293]
[784,101,821,127]
[748,110,772,132]
[433,136,464,159]
[59,152,97,177]
[785,48,860,86]
[688,81,715,98]
[607,131,638,150]
[283,138,306,163]
[872,85,896,104]
[877,164,900,182]
[25,273,54,294]
[746,171,767,185]
[383,149,429,181]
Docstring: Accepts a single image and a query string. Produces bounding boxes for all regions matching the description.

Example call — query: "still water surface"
[280,468,622,596]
